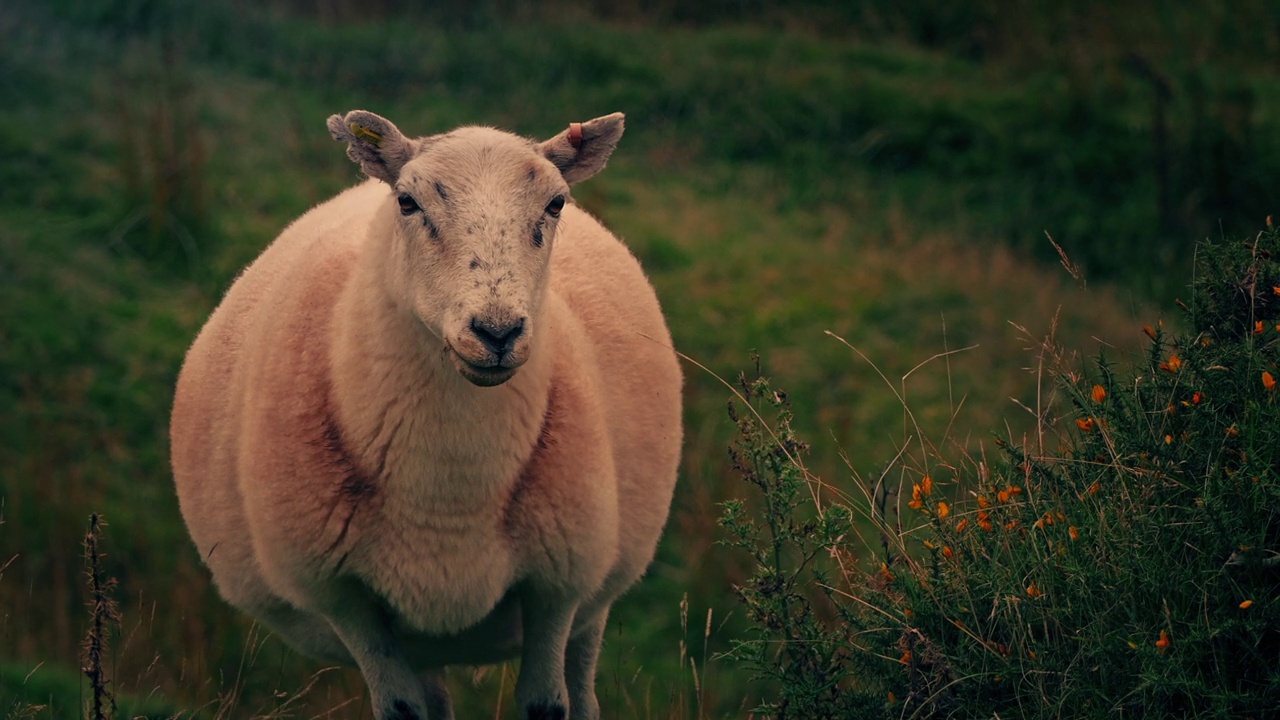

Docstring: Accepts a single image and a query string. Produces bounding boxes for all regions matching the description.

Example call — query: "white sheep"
[170,110,682,720]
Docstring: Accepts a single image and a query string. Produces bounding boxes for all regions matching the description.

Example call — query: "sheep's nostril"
[470,316,525,357]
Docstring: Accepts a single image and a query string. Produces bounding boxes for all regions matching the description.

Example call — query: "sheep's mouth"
[447,351,519,387]
[458,362,517,387]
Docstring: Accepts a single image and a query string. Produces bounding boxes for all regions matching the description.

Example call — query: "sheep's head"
[328,110,624,387]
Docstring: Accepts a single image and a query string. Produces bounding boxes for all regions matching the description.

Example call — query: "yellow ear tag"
[349,122,384,147]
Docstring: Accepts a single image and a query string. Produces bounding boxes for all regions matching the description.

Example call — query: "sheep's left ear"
[539,112,625,185]
[327,109,418,185]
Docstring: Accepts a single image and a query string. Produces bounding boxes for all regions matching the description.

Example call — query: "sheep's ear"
[326,110,418,185]
[539,112,625,185]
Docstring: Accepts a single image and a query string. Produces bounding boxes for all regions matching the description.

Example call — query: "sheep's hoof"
[525,702,567,720]
[385,699,422,720]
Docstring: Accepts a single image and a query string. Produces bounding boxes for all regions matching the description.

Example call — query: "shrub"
[723,224,1280,718]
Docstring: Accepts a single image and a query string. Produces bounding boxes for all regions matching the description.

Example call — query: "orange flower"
[942,545,954,559]
[1069,526,1080,541]
[899,650,912,665]
[1160,355,1182,373]
[1087,481,1100,495]
[888,691,896,704]
[997,488,1010,503]
[1264,371,1276,392]
[955,518,969,532]
[879,563,894,583]
[936,501,951,520]
[1004,519,1020,530]
[977,495,991,509]
[1076,417,1096,432]
[1026,582,1042,598]
[909,483,924,509]
[978,511,993,532]
[1142,324,1158,340]
[1226,425,1240,437]
[1256,320,1266,334]
[908,497,923,510]
[1192,390,1204,405]
[1273,285,1280,295]
[1008,486,1023,497]
[921,475,934,496]
[1091,384,1107,403]
[1239,600,1254,609]
[1155,630,1170,652]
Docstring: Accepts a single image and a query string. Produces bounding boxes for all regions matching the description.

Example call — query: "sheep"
[170,109,682,720]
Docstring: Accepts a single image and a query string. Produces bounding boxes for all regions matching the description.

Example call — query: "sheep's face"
[328,110,625,387]
[392,130,567,386]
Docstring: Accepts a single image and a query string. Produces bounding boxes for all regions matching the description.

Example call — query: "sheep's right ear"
[327,110,417,185]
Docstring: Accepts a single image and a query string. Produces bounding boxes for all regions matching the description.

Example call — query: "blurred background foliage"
[1,0,1276,716]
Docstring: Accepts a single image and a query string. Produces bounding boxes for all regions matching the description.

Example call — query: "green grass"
[720,227,1280,717]
[1,0,1277,717]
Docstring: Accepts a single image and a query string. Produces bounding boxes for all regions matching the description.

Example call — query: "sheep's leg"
[320,595,429,720]
[422,669,454,720]
[516,589,577,720]
[564,612,607,720]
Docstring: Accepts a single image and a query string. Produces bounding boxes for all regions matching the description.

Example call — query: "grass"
[720,225,1280,717]
[1,0,1277,716]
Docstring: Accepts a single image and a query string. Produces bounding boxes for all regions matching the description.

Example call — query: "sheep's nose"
[470,316,525,357]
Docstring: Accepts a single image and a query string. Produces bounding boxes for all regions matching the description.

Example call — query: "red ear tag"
[568,122,583,149]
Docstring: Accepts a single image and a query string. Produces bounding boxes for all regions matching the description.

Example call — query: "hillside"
[2,1,1276,716]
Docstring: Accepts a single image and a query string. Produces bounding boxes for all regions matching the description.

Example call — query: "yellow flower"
[936,501,950,520]
[1091,384,1106,403]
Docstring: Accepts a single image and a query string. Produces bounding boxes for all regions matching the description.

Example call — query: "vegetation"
[1,0,1276,716]
[723,226,1280,717]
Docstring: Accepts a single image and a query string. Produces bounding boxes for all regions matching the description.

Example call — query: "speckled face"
[388,128,571,387]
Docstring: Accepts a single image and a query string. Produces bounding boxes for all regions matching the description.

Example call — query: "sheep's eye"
[546,195,566,217]
[397,193,420,216]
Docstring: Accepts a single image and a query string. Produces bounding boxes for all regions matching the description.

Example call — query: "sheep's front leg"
[422,669,454,720]
[516,588,578,720]
[564,612,607,720]
[320,593,429,720]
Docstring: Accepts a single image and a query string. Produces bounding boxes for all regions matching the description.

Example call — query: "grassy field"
[2,0,1277,717]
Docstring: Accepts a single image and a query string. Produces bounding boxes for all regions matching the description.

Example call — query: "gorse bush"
[724,225,1280,718]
